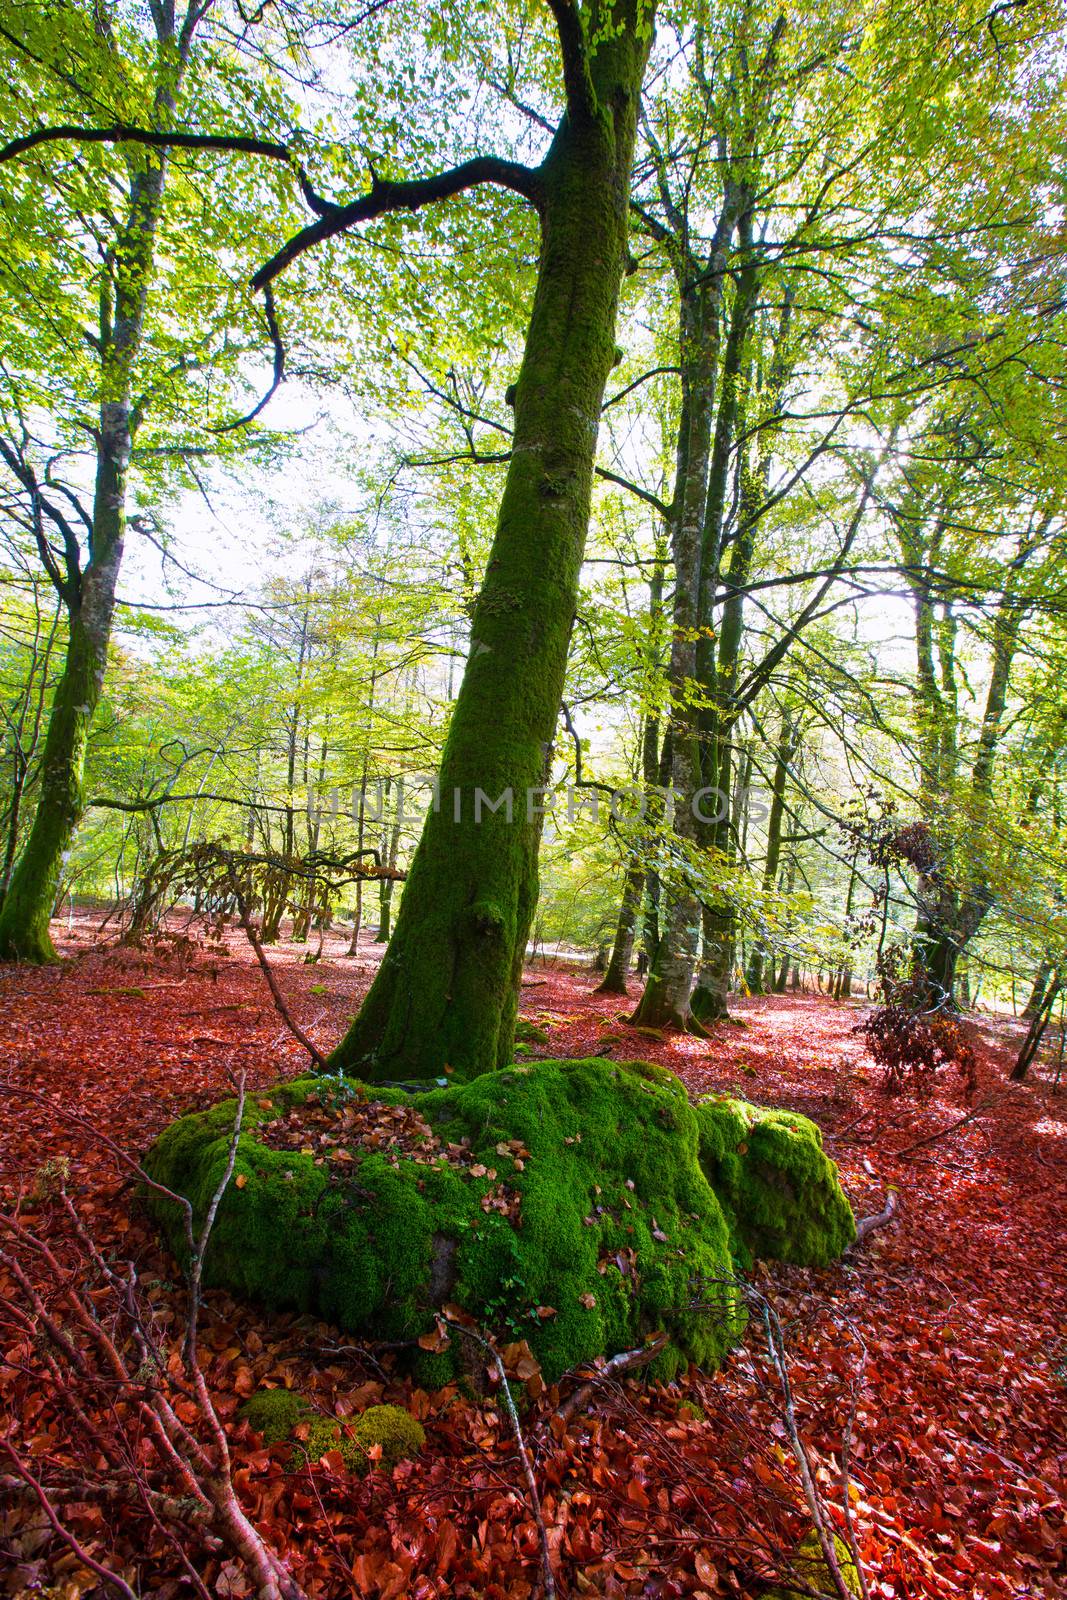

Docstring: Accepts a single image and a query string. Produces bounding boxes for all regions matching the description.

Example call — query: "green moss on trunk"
[329,7,654,1082]
[145,1059,854,1383]
[0,616,103,962]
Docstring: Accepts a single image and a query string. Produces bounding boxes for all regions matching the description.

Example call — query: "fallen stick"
[852,1188,898,1246]
[440,1314,555,1600]
[557,1331,669,1424]
[87,981,187,994]
[891,1096,994,1158]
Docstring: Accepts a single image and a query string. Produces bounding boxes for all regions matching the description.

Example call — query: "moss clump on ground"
[238,1387,312,1444]
[514,1020,551,1047]
[764,1528,862,1597]
[145,1059,854,1382]
[352,1404,426,1469]
[241,1392,424,1475]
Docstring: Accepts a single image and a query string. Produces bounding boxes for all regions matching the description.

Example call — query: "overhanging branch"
[250,156,542,291]
[0,123,336,216]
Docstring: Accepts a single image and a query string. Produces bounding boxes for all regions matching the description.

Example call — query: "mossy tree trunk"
[330,1,655,1081]
[0,12,196,963]
[630,186,744,1031]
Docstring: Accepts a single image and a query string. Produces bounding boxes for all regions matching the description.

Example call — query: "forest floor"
[0,911,1064,1600]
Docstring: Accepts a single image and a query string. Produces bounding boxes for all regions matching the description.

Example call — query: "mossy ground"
[145,1059,854,1382]
[238,1394,424,1474]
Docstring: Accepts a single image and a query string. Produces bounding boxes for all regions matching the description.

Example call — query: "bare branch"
[250,155,542,291]
[0,123,336,216]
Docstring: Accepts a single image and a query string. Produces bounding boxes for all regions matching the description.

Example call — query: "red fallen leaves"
[0,917,1065,1597]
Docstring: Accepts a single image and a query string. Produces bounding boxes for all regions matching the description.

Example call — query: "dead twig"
[891,1097,994,1158]
[557,1331,669,1424]
[439,1313,556,1600]
[852,1188,898,1246]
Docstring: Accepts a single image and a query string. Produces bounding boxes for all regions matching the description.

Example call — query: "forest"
[0,0,1064,1596]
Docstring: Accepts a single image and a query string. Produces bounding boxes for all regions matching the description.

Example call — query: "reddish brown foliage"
[1,914,1065,1598]
[857,948,979,1100]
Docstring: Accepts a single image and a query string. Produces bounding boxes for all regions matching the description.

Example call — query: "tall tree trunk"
[746,712,794,994]
[330,12,654,1080]
[0,14,193,962]
[630,193,743,1030]
[596,861,643,995]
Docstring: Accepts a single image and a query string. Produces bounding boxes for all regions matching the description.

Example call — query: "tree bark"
[0,13,194,962]
[330,5,655,1080]
[595,861,643,994]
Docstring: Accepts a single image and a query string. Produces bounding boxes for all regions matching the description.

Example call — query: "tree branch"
[212,284,285,431]
[251,156,542,291]
[0,123,336,216]
[594,465,673,519]
[544,0,596,124]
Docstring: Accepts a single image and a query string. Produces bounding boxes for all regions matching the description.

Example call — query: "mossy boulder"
[144,1059,854,1382]
[697,1095,856,1267]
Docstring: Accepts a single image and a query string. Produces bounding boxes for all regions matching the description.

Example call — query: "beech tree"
[0,0,302,960]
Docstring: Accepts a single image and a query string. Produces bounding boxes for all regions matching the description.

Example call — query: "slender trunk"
[376,776,403,941]
[329,15,653,1079]
[834,850,859,999]
[596,861,643,994]
[640,722,670,976]
[0,18,191,961]
[746,713,794,994]
[1022,957,1051,1020]
[773,857,796,992]
[347,767,369,957]
[1012,971,1062,1082]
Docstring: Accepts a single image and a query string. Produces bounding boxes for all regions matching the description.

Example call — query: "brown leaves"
[3,930,1066,1600]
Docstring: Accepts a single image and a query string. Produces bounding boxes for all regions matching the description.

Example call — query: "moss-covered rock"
[696,1095,856,1267]
[764,1527,862,1598]
[144,1060,853,1382]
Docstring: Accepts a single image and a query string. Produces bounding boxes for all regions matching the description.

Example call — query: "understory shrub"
[859,946,978,1098]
